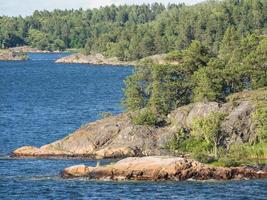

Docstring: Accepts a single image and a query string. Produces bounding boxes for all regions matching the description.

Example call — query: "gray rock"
[221,101,256,147]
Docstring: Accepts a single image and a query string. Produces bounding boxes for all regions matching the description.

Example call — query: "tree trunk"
[214,142,218,159]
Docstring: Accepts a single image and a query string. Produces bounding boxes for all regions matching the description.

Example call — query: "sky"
[0,0,204,17]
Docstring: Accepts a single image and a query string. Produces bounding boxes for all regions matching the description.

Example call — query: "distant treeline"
[0,0,266,60]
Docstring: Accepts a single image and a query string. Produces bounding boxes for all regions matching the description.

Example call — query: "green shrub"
[193,151,214,164]
[191,112,226,158]
[180,138,211,154]
[253,105,267,143]
[131,109,162,127]
[183,138,213,163]
[250,145,265,165]
[217,144,267,167]
[166,50,182,61]
[165,128,188,152]
[165,130,213,163]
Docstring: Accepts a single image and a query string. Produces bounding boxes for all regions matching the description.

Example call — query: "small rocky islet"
[12,88,267,181]
[55,53,136,66]
[0,50,28,61]
[0,46,62,61]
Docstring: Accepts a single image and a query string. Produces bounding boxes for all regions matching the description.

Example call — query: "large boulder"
[61,156,267,181]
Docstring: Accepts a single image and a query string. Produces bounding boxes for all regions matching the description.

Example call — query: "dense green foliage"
[124,33,267,112]
[131,109,160,127]
[0,0,266,58]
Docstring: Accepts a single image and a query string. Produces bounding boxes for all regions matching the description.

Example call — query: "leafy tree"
[182,40,213,73]
[219,26,240,62]
[192,66,222,102]
[246,38,267,88]
[53,39,66,51]
[148,64,176,114]
[191,112,226,158]
[123,66,150,111]
[131,108,160,127]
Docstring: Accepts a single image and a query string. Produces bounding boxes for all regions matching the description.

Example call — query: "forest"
[0,0,266,61]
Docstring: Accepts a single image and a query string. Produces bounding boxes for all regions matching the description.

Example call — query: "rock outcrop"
[12,89,262,159]
[13,113,172,158]
[61,156,267,181]
[55,53,135,66]
[9,46,51,53]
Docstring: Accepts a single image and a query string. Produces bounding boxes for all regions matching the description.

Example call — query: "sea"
[0,53,266,199]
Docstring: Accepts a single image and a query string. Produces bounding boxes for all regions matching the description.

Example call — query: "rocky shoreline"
[61,156,267,181]
[12,89,267,181]
[55,53,136,66]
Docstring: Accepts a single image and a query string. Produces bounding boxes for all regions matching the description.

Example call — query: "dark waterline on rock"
[0,54,266,199]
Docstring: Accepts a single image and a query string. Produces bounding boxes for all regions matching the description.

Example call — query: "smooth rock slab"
[61,156,267,181]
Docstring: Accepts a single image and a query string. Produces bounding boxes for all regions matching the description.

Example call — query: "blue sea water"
[0,53,266,199]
